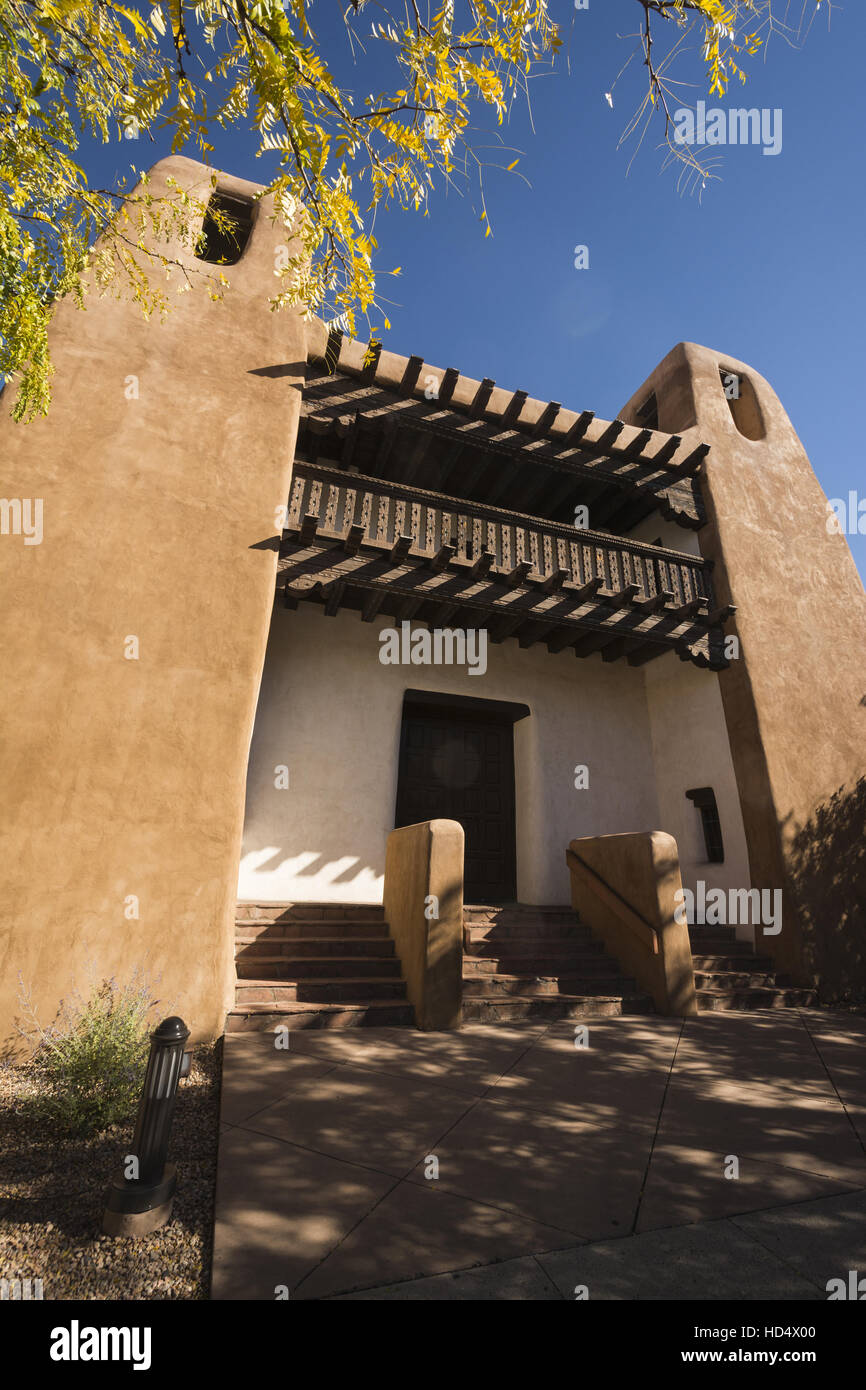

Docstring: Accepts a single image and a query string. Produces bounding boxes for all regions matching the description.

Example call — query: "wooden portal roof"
[299,320,707,532]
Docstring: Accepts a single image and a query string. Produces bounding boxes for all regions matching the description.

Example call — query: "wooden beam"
[562,410,594,445]
[359,341,381,385]
[372,416,398,475]
[675,442,710,475]
[299,512,319,543]
[636,588,675,614]
[706,603,737,626]
[624,428,654,458]
[484,459,520,507]
[672,596,710,620]
[323,580,346,617]
[573,629,619,658]
[573,576,603,603]
[501,390,528,428]
[595,420,626,452]
[429,543,455,573]
[538,568,567,594]
[627,641,668,668]
[342,523,366,556]
[324,329,342,374]
[390,534,413,562]
[502,560,532,588]
[437,367,460,405]
[532,402,561,437]
[489,611,529,643]
[546,627,582,654]
[601,633,649,663]
[652,435,682,466]
[518,622,557,649]
[400,355,424,394]
[468,550,495,580]
[395,593,423,621]
[361,590,386,622]
[469,378,495,418]
[608,582,640,610]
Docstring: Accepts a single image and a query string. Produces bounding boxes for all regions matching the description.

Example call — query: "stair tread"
[230,999,411,1014]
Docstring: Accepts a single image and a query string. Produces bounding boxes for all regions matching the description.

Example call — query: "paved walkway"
[211,1011,866,1300]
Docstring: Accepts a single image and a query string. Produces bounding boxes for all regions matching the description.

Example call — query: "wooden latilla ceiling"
[274,323,735,670]
[296,321,708,532]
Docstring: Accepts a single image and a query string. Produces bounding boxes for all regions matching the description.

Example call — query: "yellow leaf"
[506,159,519,171]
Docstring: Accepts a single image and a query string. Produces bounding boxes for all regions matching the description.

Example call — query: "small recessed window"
[719,367,764,441]
[686,786,725,863]
[197,191,254,265]
[635,391,659,431]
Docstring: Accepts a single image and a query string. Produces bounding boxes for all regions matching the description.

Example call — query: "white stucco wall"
[238,602,664,905]
[643,651,753,940]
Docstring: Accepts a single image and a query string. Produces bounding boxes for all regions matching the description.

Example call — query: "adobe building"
[2,156,864,1044]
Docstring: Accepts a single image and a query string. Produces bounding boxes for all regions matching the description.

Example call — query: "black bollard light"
[102,1015,191,1237]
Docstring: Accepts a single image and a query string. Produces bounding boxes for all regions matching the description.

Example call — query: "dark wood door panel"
[395,706,516,902]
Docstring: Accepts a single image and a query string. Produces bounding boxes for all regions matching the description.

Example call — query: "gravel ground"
[0,1041,221,1300]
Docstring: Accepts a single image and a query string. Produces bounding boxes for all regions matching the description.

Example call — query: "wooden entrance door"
[395,703,517,903]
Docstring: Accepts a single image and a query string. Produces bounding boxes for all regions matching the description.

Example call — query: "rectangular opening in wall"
[197,191,254,265]
[686,786,725,864]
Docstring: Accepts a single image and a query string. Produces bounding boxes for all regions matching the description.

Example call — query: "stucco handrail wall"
[566,833,697,1016]
[383,819,464,1030]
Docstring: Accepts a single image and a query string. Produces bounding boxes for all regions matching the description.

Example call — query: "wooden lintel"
[601,633,648,663]
[673,596,709,620]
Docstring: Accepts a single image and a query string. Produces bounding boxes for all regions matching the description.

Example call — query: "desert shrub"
[19,972,161,1136]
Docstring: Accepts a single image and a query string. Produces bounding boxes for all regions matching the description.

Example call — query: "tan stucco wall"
[238,600,742,906]
[0,157,305,1047]
[621,344,866,994]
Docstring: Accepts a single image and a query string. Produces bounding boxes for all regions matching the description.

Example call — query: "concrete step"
[694,970,780,990]
[226,1000,415,1031]
[688,940,757,957]
[461,994,654,1023]
[464,922,592,943]
[235,978,408,1004]
[691,954,776,971]
[236,903,386,924]
[463,951,619,976]
[688,925,737,941]
[236,920,391,941]
[235,936,395,959]
[696,986,818,1012]
[462,973,637,998]
[463,904,577,926]
[465,937,604,959]
[236,955,403,979]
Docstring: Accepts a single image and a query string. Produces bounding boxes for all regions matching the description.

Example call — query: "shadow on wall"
[786,777,866,1007]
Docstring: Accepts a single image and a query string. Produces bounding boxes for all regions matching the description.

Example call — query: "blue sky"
[83,1,865,579]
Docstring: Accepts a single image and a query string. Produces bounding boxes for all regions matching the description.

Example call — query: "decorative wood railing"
[287,460,716,616]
